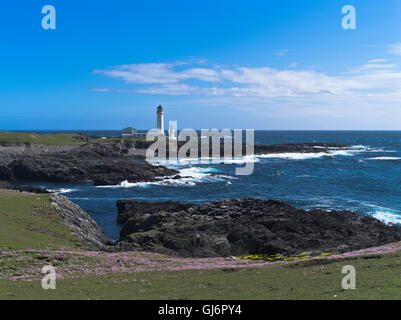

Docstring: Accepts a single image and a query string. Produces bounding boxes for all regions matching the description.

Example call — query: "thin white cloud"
[368,59,387,63]
[93,57,401,109]
[93,63,220,84]
[136,84,205,95]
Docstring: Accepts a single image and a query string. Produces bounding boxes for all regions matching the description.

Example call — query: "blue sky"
[1,0,401,130]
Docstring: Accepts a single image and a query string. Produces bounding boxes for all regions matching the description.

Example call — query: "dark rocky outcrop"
[0,142,178,186]
[71,140,135,158]
[116,198,401,258]
[1,157,177,186]
[116,200,194,224]
[50,194,114,250]
[253,143,349,155]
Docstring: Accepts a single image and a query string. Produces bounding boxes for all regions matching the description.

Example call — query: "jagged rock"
[0,154,178,186]
[253,143,350,154]
[73,140,134,158]
[117,198,401,258]
[50,194,114,250]
[116,200,194,224]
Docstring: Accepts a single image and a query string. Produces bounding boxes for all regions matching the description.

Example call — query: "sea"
[17,130,401,239]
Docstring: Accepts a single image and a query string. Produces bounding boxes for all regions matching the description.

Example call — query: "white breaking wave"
[154,149,357,164]
[362,203,401,225]
[366,157,401,160]
[314,145,395,153]
[47,188,76,194]
[255,150,355,160]
[313,145,367,150]
[349,145,376,150]
[97,167,236,188]
[348,145,396,153]
[373,209,401,225]
[255,145,397,160]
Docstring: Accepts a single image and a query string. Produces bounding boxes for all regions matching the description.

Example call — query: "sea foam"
[366,157,401,161]
[97,166,236,188]
[373,209,401,225]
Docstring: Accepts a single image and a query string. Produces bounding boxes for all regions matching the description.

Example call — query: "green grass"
[0,189,83,251]
[0,131,87,146]
[0,251,400,300]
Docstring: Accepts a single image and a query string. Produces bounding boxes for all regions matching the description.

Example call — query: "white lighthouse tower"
[156,105,164,133]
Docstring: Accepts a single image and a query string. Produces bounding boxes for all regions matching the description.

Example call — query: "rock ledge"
[50,194,114,250]
[117,198,401,258]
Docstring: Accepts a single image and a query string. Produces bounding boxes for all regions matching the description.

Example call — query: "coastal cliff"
[50,194,114,250]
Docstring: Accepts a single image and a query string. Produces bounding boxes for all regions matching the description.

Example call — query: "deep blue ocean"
[19,131,401,239]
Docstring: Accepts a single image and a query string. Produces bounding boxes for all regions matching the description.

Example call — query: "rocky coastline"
[1,137,400,258]
[116,199,401,258]
[0,140,177,186]
[0,140,349,186]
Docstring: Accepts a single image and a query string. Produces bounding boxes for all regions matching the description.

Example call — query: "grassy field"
[0,130,153,146]
[0,251,400,300]
[0,189,400,300]
[0,131,87,146]
[0,190,83,251]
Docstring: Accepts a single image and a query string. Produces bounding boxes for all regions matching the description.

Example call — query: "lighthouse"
[156,105,164,133]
